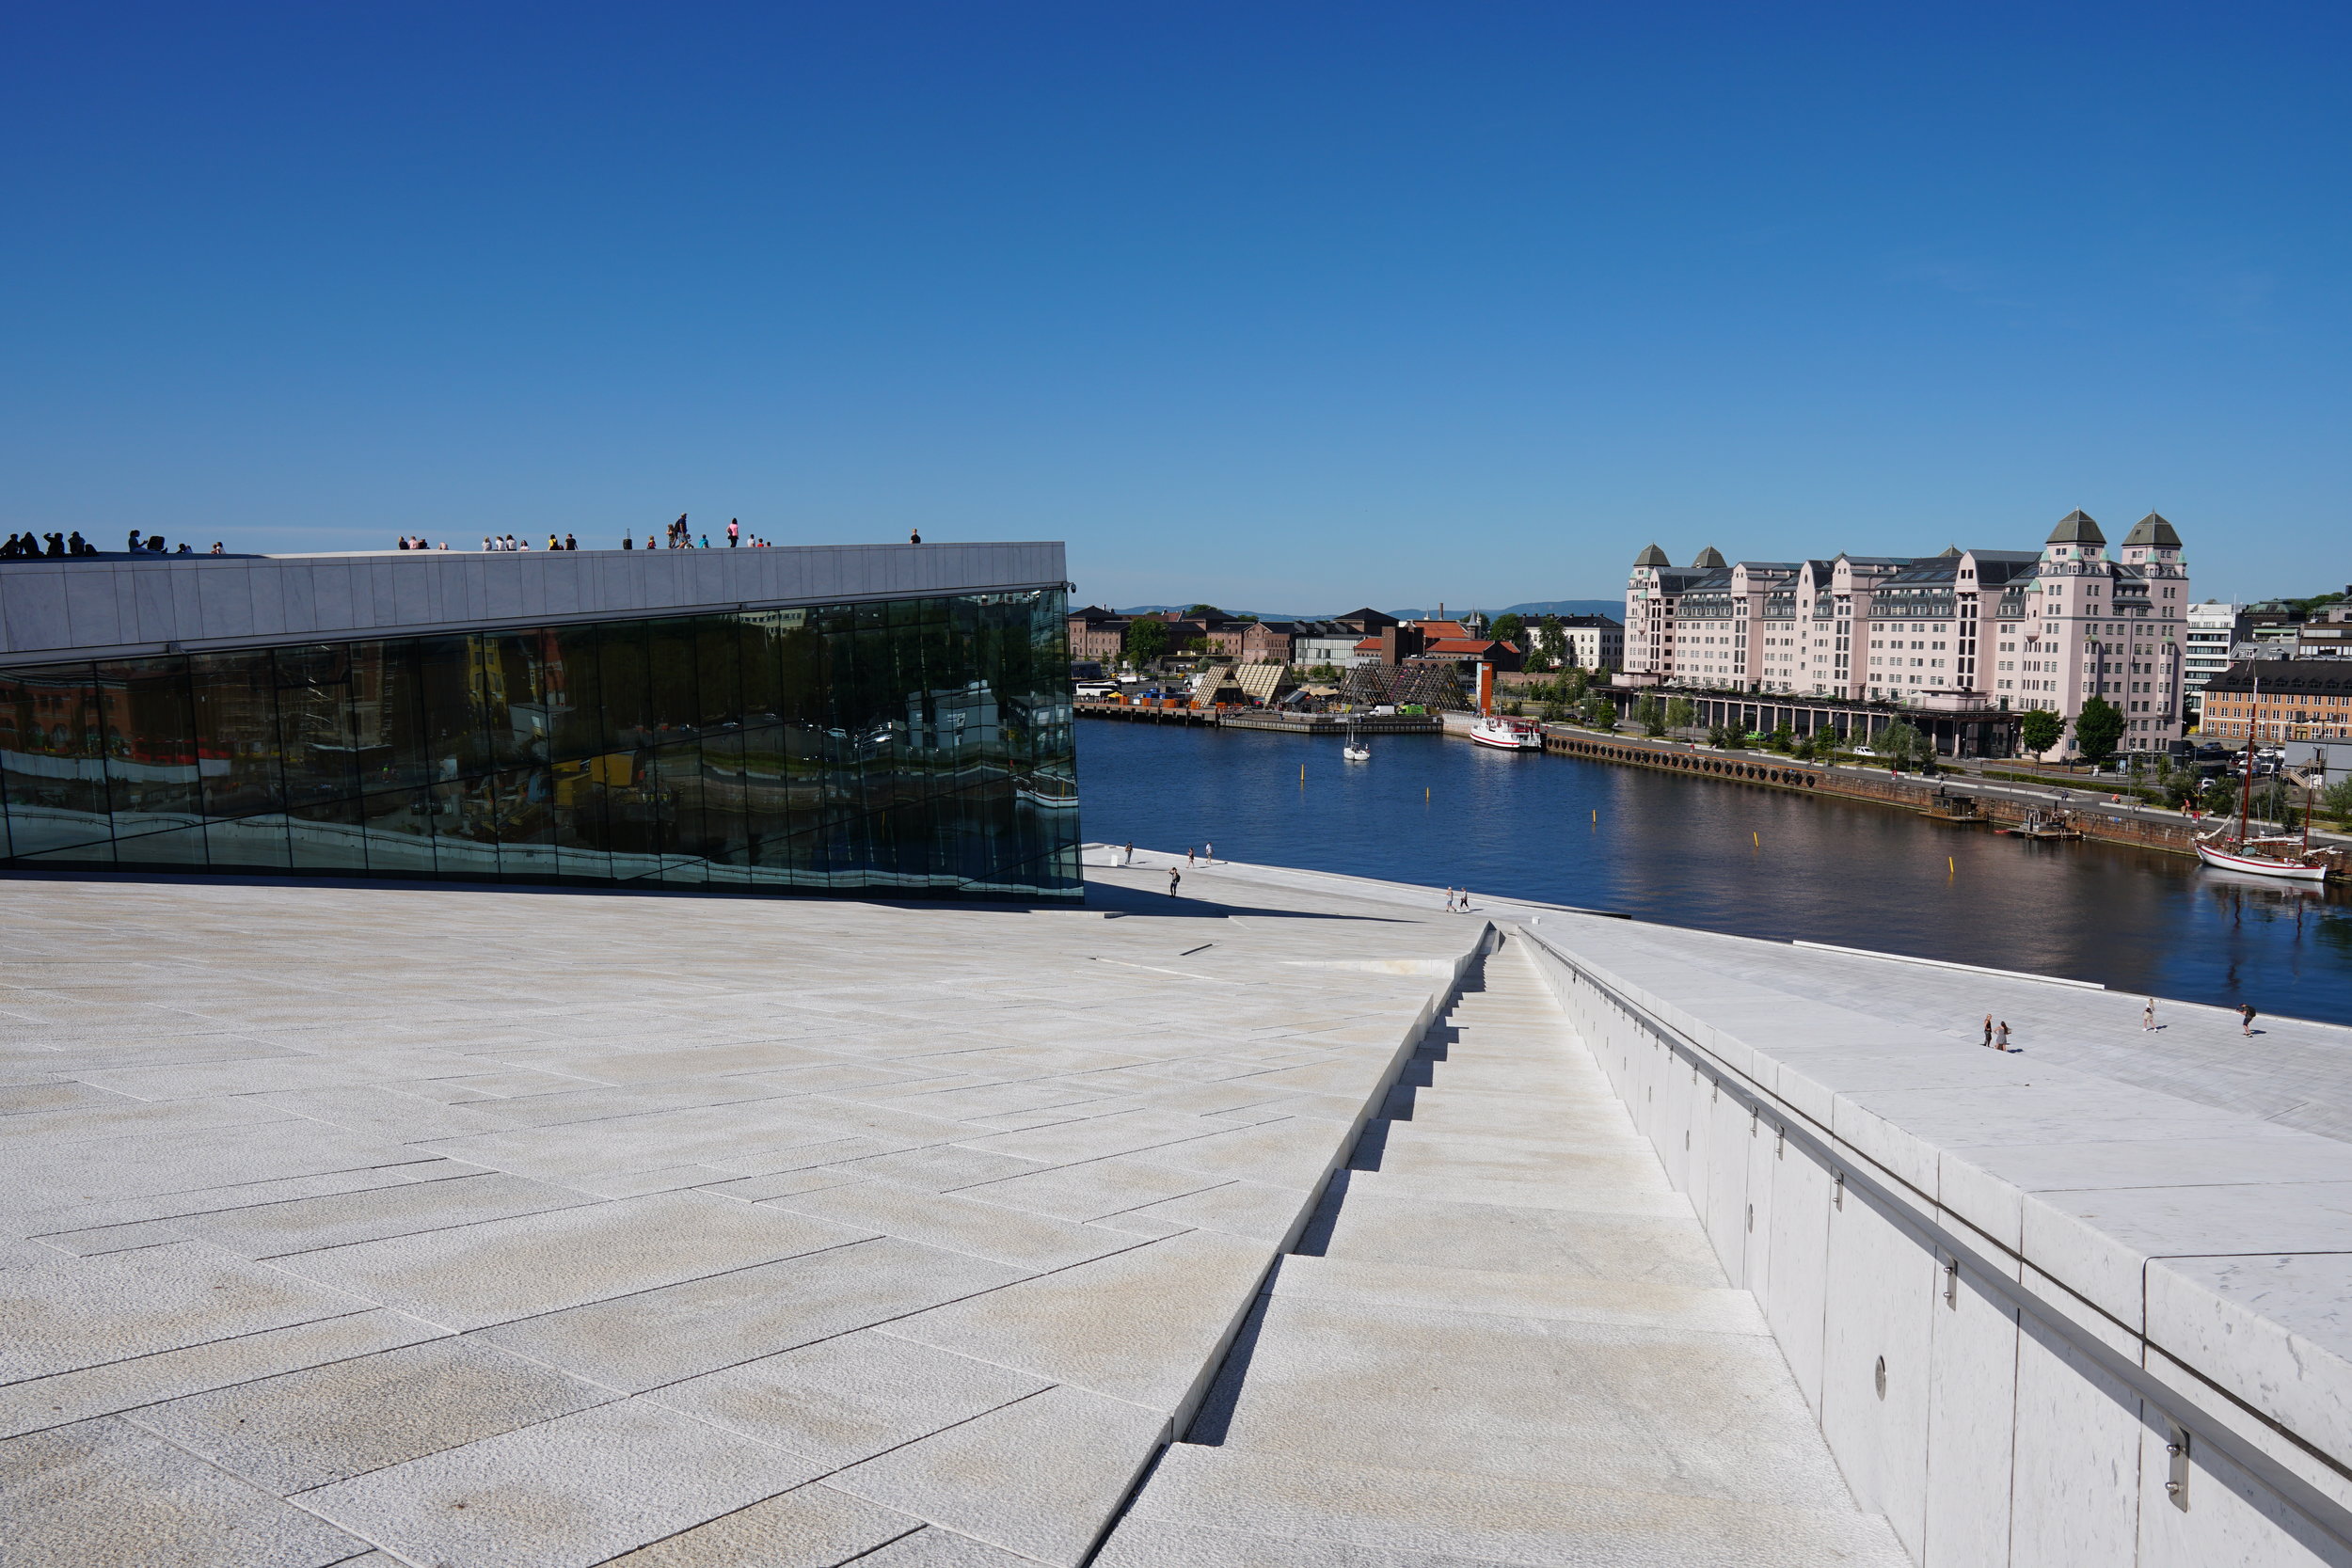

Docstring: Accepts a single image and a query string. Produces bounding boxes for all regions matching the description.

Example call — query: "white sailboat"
[1342,720,1371,762]
[2194,675,2338,881]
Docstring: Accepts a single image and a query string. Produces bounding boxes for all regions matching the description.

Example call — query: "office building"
[0,544,1078,897]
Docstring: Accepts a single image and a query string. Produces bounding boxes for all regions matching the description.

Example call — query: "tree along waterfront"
[1078,720,2352,1026]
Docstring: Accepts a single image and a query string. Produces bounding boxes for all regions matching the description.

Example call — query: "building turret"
[1691,546,1726,568]
[2044,510,2105,560]
[1633,543,1670,567]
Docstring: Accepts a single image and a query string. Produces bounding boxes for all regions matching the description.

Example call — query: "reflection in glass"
[0,591,1077,899]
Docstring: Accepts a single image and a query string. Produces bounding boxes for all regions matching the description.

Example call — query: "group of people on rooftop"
[622,515,778,550]
[2,531,215,558]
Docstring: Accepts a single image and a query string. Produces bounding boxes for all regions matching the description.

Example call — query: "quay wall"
[1535,729,2212,859]
[1516,918,2352,1568]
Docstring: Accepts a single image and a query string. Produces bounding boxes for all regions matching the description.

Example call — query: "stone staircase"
[1096,935,1907,1567]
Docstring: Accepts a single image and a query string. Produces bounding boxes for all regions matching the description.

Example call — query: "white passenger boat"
[1468,715,1543,751]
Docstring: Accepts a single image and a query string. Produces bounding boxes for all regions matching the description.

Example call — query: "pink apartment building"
[1621,511,2191,755]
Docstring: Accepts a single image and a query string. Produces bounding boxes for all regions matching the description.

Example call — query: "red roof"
[1352,637,1383,652]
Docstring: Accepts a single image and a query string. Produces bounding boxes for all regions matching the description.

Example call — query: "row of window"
[0,594,1081,898]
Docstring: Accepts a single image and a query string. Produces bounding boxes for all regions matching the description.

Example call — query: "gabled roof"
[1691,546,1727,568]
[2047,509,2106,546]
[1937,545,1962,559]
[2122,512,2182,547]
[1633,544,1671,567]
[1331,607,1400,629]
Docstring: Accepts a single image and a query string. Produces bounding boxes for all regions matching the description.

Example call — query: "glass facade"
[0,589,1079,899]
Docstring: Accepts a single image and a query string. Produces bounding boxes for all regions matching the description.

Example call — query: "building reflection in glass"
[0,591,1079,900]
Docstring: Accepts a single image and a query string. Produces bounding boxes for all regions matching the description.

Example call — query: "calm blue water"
[1075,720,2352,1025]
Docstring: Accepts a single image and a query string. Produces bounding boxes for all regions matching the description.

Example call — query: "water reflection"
[1076,722,2352,1025]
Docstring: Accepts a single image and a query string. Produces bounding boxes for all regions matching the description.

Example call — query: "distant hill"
[1499,600,1622,620]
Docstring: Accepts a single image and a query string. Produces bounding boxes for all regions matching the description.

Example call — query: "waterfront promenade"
[6,854,2352,1564]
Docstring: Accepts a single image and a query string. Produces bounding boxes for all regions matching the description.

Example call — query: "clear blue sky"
[6,3,2345,609]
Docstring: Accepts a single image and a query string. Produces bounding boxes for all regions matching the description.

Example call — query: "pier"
[1076,701,1443,734]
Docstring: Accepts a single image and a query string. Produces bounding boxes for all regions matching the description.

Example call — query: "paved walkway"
[1101,936,1905,1567]
[0,873,1480,1568]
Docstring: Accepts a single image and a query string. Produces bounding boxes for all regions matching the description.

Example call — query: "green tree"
[1768,724,1796,753]
[1531,614,1563,671]
[1489,612,1526,646]
[1185,604,1227,620]
[1124,619,1170,665]
[1880,720,1924,768]
[2018,708,2065,757]
[1707,723,1735,748]
[2250,777,2299,828]
[2201,776,2239,816]
[2074,696,2126,766]
[1581,692,1617,729]
[1179,636,1210,656]
[1663,697,1697,731]
[1635,696,1667,736]
[2322,776,2352,829]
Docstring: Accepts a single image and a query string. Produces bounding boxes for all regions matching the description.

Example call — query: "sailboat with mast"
[2194,673,2339,881]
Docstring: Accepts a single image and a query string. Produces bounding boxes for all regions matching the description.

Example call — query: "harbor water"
[1077,721,2352,1026]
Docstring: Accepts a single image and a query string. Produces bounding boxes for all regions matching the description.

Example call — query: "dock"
[1076,701,1442,734]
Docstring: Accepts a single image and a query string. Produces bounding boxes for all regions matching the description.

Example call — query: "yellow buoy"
[1753,832,1758,847]
[1948,856,1955,875]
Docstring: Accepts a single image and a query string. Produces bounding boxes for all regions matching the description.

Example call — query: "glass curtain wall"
[0,590,1079,899]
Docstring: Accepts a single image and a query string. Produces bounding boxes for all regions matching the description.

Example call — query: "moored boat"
[1468,715,1543,751]
[2194,837,2331,881]
[2194,672,2339,880]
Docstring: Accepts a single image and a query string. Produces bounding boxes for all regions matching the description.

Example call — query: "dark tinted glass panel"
[0,661,113,856]
[2,588,1075,897]
[273,644,361,809]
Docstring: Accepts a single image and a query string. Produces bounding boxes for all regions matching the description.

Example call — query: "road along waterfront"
[1076,719,2352,1025]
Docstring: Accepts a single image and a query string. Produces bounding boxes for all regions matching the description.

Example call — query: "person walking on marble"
[1994,1021,2010,1051]
[1168,866,1181,897]
[1982,1013,1994,1048]
[2241,1002,2258,1037]
[2142,998,2157,1032]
